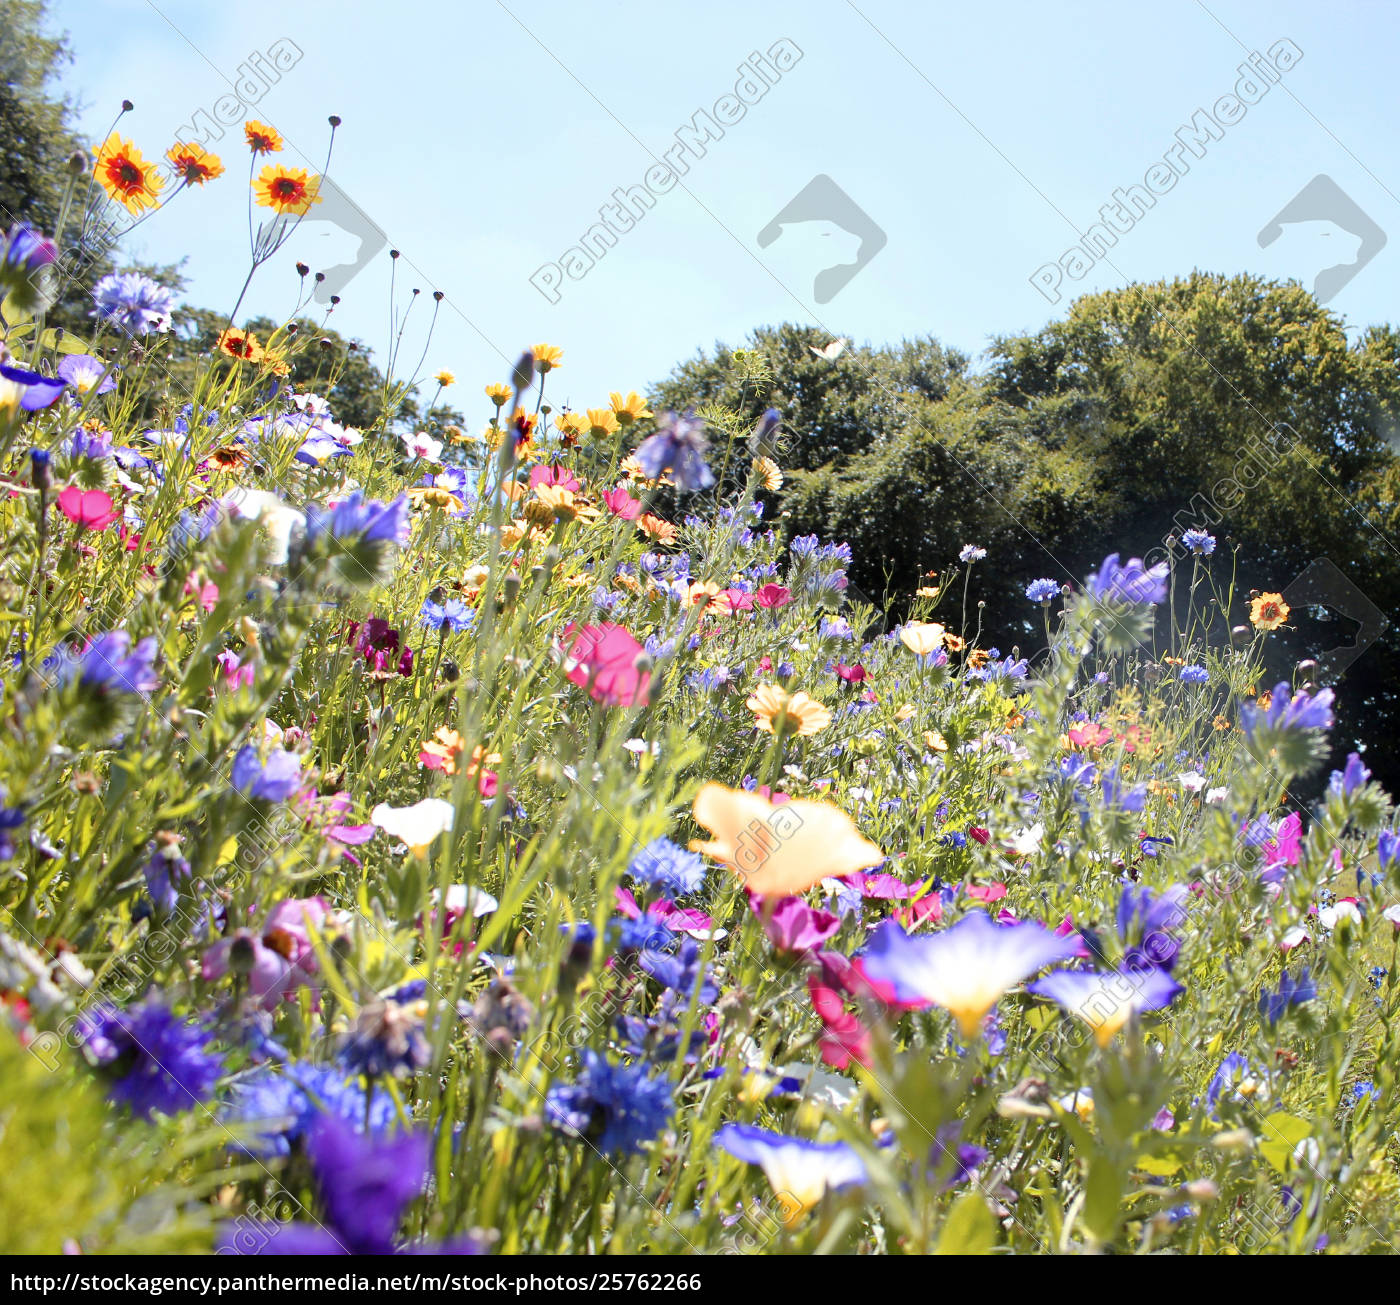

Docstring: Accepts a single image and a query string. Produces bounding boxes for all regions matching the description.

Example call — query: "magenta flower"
[751,893,841,953]
[202,896,331,1010]
[559,622,650,706]
[56,486,121,531]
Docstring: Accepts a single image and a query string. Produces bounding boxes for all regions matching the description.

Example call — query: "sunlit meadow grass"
[1,125,1398,1257]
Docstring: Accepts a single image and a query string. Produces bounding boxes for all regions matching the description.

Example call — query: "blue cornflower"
[628,837,708,895]
[142,838,191,914]
[632,410,713,492]
[1025,577,1059,604]
[820,616,855,641]
[1087,553,1169,605]
[1179,664,1209,684]
[1,223,57,311]
[0,786,26,860]
[544,1050,674,1155]
[1180,529,1216,555]
[91,271,174,335]
[77,996,224,1119]
[419,596,475,633]
[1259,968,1316,1026]
[231,745,303,802]
[959,544,986,563]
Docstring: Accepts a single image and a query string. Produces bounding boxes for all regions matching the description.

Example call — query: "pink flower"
[56,486,120,531]
[215,650,255,692]
[750,893,841,953]
[559,622,650,707]
[530,464,581,493]
[615,886,723,940]
[601,486,642,520]
[754,584,792,609]
[1262,812,1303,867]
[201,896,330,1010]
[964,882,1008,903]
[185,577,219,612]
[835,662,867,684]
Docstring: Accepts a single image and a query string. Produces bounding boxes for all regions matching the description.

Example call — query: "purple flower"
[859,912,1080,1037]
[1115,883,1189,971]
[1329,752,1371,797]
[632,411,713,493]
[305,491,410,546]
[752,894,842,954]
[1025,578,1059,604]
[1028,964,1183,1046]
[1087,553,1169,605]
[58,630,159,695]
[1,224,58,311]
[77,996,224,1119]
[419,596,474,633]
[220,1115,484,1255]
[715,1124,866,1215]
[1179,664,1209,684]
[545,1050,674,1155]
[91,272,174,335]
[231,745,303,802]
[1379,830,1399,869]
[1242,681,1335,738]
[0,361,67,412]
[1259,967,1316,1027]
[56,353,117,397]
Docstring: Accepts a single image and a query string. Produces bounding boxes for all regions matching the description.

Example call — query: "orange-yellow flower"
[434,369,455,387]
[406,485,466,512]
[685,580,726,611]
[554,411,587,446]
[586,407,619,439]
[609,391,652,425]
[94,133,165,215]
[690,783,883,896]
[244,120,284,154]
[752,456,783,491]
[217,327,263,362]
[166,141,224,185]
[899,620,946,656]
[253,164,321,215]
[1249,592,1290,631]
[532,343,563,372]
[747,684,832,737]
[485,382,512,407]
[637,513,677,545]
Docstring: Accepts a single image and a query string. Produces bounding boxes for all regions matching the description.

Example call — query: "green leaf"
[1258,1112,1312,1174]
[935,1192,998,1255]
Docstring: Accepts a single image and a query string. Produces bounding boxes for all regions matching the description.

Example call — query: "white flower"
[1205,786,1229,805]
[1280,925,1310,951]
[1317,899,1363,931]
[371,798,455,854]
[1004,822,1044,856]
[438,883,498,917]
[401,430,443,461]
[1178,770,1207,793]
[220,488,305,564]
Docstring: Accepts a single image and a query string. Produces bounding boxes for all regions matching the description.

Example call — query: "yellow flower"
[217,328,263,363]
[532,343,563,372]
[924,729,949,752]
[554,411,587,445]
[434,369,455,386]
[690,783,883,896]
[485,382,512,407]
[253,164,322,215]
[915,586,940,600]
[1249,592,1290,631]
[747,684,831,737]
[899,621,945,656]
[244,120,284,154]
[609,391,652,424]
[586,407,619,438]
[406,486,465,512]
[752,456,783,491]
[166,141,224,185]
[525,484,595,526]
[94,133,165,215]
[685,580,726,610]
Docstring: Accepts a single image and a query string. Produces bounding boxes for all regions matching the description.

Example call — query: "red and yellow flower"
[94,134,165,215]
[253,165,322,215]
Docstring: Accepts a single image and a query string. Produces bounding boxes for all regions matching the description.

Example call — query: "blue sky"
[55,0,1400,414]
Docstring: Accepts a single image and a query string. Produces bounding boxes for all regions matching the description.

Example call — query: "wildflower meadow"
[5,14,1400,1269]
